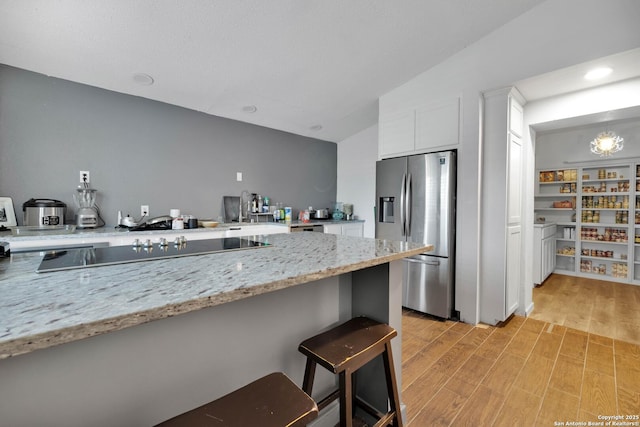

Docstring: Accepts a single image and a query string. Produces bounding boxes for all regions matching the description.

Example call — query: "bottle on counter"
[257,195,263,213]
[278,203,285,222]
[172,216,184,230]
[170,209,183,229]
[251,193,258,213]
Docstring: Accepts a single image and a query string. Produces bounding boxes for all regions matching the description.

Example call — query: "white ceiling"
[1,1,638,142]
[516,48,640,103]
[0,0,548,142]
[516,48,640,133]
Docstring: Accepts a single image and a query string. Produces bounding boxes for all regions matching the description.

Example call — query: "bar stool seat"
[155,372,318,427]
[298,316,403,427]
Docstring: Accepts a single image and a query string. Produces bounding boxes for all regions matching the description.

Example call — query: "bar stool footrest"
[317,389,341,411]
[355,396,387,421]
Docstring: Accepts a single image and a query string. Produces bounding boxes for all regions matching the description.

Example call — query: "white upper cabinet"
[379,110,415,157]
[508,133,523,224]
[415,98,460,151]
[379,97,460,158]
[509,96,524,138]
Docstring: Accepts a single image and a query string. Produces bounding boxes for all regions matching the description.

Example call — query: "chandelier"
[590,131,624,157]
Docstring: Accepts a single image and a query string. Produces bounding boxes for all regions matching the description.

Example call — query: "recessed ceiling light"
[132,73,154,85]
[242,105,257,113]
[584,67,612,80]
[309,125,323,131]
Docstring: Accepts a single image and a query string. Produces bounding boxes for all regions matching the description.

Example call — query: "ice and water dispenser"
[379,197,395,223]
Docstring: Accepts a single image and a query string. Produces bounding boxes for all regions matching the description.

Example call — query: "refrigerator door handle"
[400,172,407,236]
[404,257,440,266]
[406,173,412,237]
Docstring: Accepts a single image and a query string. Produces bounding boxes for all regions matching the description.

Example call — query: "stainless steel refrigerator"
[375,150,456,319]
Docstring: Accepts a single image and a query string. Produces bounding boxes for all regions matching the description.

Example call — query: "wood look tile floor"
[401,281,640,427]
[530,274,640,346]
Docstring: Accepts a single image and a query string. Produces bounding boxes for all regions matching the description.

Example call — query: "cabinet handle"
[404,258,440,266]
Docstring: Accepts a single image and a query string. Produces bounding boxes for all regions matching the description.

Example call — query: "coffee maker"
[74,187,99,228]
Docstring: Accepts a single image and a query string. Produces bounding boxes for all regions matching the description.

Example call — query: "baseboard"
[525,302,534,316]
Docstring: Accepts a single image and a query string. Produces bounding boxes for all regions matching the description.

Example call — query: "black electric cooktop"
[36,237,269,273]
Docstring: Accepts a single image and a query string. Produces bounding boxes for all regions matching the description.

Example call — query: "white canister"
[169,209,181,218]
[172,216,184,229]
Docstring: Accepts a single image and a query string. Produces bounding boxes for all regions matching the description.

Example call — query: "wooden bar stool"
[155,372,318,427]
[298,316,403,427]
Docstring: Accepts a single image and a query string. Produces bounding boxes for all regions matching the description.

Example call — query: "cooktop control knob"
[158,238,168,247]
[143,239,152,247]
[132,239,141,247]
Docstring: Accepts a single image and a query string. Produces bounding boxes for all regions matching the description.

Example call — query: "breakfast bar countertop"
[0,232,430,359]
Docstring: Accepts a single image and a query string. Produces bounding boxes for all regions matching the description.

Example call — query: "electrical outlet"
[141,205,149,217]
[236,172,243,182]
[79,170,90,183]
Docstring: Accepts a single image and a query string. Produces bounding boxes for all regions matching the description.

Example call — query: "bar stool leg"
[302,358,317,396]
[382,342,403,427]
[339,370,353,427]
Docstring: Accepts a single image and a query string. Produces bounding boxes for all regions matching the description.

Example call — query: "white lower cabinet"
[506,225,522,317]
[341,223,364,237]
[533,223,557,285]
[323,222,364,236]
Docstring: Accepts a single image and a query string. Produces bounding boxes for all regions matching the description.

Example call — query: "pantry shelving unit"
[535,163,640,285]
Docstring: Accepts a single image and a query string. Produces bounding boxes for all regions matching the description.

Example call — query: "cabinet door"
[323,224,342,235]
[342,223,364,237]
[509,96,524,138]
[507,134,523,225]
[543,237,555,280]
[506,225,521,316]
[415,98,459,151]
[532,228,542,285]
[379,110,415,157]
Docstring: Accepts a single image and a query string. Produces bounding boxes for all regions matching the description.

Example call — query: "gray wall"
[0,65,337,226]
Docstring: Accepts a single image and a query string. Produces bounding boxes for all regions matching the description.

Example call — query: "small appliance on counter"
[23,198,66,226]
[343,204,354,220]
[223,196,241,222]
[332,202,344,220]
[74,187,102,228]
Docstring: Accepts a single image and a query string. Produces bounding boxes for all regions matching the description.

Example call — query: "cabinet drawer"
[539,224,557,239]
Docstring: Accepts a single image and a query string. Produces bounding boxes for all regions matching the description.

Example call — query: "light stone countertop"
[0,232,430,359]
